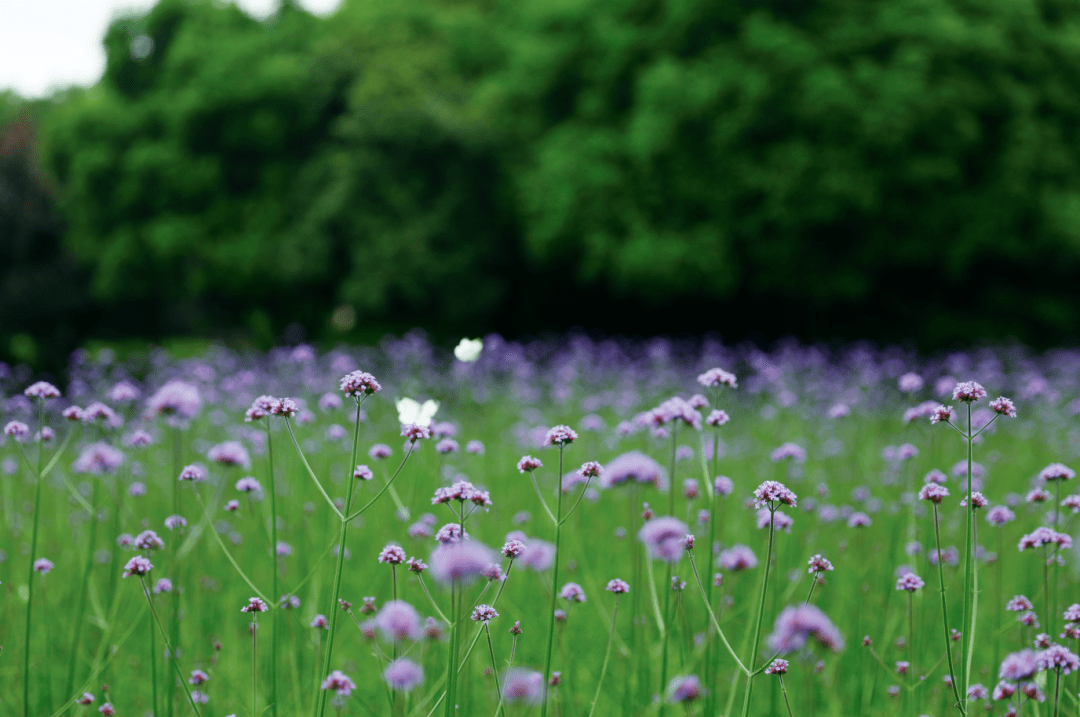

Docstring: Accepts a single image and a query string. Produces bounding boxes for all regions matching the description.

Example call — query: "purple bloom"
[340,370,381,397]
[24,381,61,400]
[518,539,555,572]
[375,600,422,641]
[322,669,356,696]
[123,430,154,448]
[753,480,798,509]
[930,405,954,424]
[33,558,54,574]
[401,424,431,443]
[665,674,702,703]
[896,573,925,592]
[134,530,165,550]
[1037,644,1080,674]
[638,516,691,563]
[718,545,757,571]
[808,555,834,574]
[164,515,187,531]
[235,476,262,493]
[953,381,987,403]
[697,368,737,388]
[545,425,578,446]
[999,650,1039,681]
[209,441,250,469]
[147,380,201,421]
[766,604,845,653]
[369,444,393,460]
[558,583,587,603]
[4,421,28,438]
[990,397,1017,418]
[517,455,543,473]
[987,506,1016,526]
[383,658,424,692]
[122,555,153,577]
[770,443,806,463]
[918,484,950,504]
[466,440,485,455]
[178,464,207,482]
[714,476,734,496]
[72,443,125,474]
[241,597,268,613]
[429,541,494,585]
[606,578,629,594]
[503,668,544,705]
[435,438,459,454]
[471,604,499,622]
[1040,464,1076,482]
[765,659,789,676]
[378,544,407,565]
[599,451,665,490]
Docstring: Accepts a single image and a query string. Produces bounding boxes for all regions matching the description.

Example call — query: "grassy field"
[0,336,1076,717]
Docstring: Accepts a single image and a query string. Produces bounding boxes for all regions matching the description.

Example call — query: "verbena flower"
[517,456,543,473]
[502,668,544,705]
[240,597,268,613]
[178,464,207,482]
[665,674,702,703]
[208,441,250,469]
[429,542,494,585]
[235,476,261,493]
[375,600,422,641]
[122,556,153,578]
[471,604,499,622]
[764,659,789,676]
[322,670,357,696]
[718,545,757,571]
[987,506,1016,526]
[697,368,737,388]
[1040,464,1075,482]
[598,452,665,490]
[638,516,691,563]
[766,604,845,653]
[378,544,407,565]
[147,380,201,421]
[1036,644,1080,674]
[24,381,61,400]
[340,371,381,397]
[896,572,925,592]
[770,443,806,463]
[990,397,1017,417]
[606,578,629,594]
[808,555,834,573]
[383,658,425,692]
[930,405,954,424]
[558,583,586,603]
[753,480,798,509]
[545,425,578,446]
[952,381,988,403]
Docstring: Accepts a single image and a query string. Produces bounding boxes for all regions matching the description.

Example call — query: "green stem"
[485,624,505,717]
[933,505,965,713]
[267,422,279,717]
[587,597,620,717]
[253,616,259,717]
[686,552,747,673]
[540,446,566,717]
[150,604,159,717]
[739,510,776,717]
[314,399,366,717]
[960,404,973,703]
[140,578,203,717]
[660,563,673,717]
[23,399,45,717]
[345,444,415,522]
[285,419,344,520]
[779,676,795,717]
[66,474,100,700]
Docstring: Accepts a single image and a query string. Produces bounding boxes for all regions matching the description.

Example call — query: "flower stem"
[253,616,259,717]
[687,552,747,673]
[659,563,673,717]
[587,596,620,717]
[933,504,964,713]
[540,446,566,717]
[739,510,776,717]
[139,578,203,717]
[22,399,45,717]
[779,676,795,717]
[484,624,505,717]
[267,422,279,717]
[960,404,976,702]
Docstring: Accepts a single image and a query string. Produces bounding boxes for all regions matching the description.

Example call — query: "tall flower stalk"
[540,424,576,717]
[265,416,280,717]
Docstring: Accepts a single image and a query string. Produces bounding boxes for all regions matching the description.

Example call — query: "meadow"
[1,333,1078,717]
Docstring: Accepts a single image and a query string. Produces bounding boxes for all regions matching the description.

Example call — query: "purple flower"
[241,597,268,613]
[33,558,54,574]
[1019,527,1072,551]
[930,405,954,424]
[766,604,845,653]
[558,583,586,603]
[503,668,545,705]
[123,430,154,448]
[606,578,629,594]
[898,373,923,393]
[322,669,357,696]
[369,444,393,460]
[208,441,251,469]
[235,476,262,493]
[1040,464,1076,482]
[435,438,459,454]
[471,604,499,622]
[987,506,1016,526]
[135,530,165,551]
[999,650,1039,681]
[4,421,28,438]
[697,368,737,388]
[545,425,578,446]
[990,397,1017,418]
[375,600,422,641]
[311,614,329,629]
[502,539,526,558]
[638,516,691,563]
[340,370,381,397]
[918,484,950,504]
[429,541,495,585]
[808,555,834,574]
[599,451,665,490]
[718,545,757,572]
[665,674,702,703]
[178,464,207,482]
[714,476,734,496]
[24,381,61,400]
[753,480,798,509]
[765,659,789,676]
[1037,644,1080,674]
[952,381,988,403]
[770,443,806,463]
[517,539,555,572]
[122,555,153,577]
[847,512,872,528]
[466,440,485,455]
[896,573,925,592]
[401,424,431,443]
[73,443,125,474]
[147,380,201,421]
[164,515,187,531]
[383,658,424,692]
[378,544,407,565]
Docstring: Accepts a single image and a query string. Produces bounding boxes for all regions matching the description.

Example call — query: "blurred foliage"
[5,0,1080,361]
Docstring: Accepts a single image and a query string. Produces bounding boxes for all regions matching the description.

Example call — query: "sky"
[1,0,342,98]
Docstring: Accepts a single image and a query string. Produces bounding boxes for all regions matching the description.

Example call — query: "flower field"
[1,334,1078,717]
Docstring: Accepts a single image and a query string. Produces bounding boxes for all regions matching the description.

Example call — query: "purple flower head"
[401,424,431,443]
[1019,527,1072,551]
[606,578,629,594]
[98,704,114,715]
[808,555,834,574]
[558,583,586,603]
[471,604,499,622]
[378,544,407,565]
[406,557,427,573]
[753,481,798,509]
[999,650,1040,681]
[225,499,240,512]
[580,461,603,478]
[718,545,757,572]
[466,440,485,455]
[24,381,61,400]
[429,541,495,585]
[960,492,988,509]
[351,464,374,481]
[896,572,925,592]
[765,659,789,676]
[33,558,54,574]
[930,405,954,424]
[517,455,543,473]
[924,469,947,485]
[665,674,702,703]
[245,395,276,421]
[828,403,850,419]
[766,604,845,654]
[208,441,250,469]
[123,429,154,448]
[1037,644,1080,674]
[122,555,153,577]
[697,368,738,388]
[269,397,298,418]
[1040,464,1076,482]
[638,516,692,563]
[435,523,469,544]
[375,600,422,641]
[847,512,872,528]
[967,683,988,700]
[687,393,709,409]
[83,402,120,428]
[1064,604,1080,623]
[987,506,1016,526]
[714,476,734,496]
[918,484,950,504]
[599,451,666,490]
[322,670,356,696]
[178,464,207,482]
[898,372,923,393]
[545,425,578,446]
[509,620,523,635]
[1027,488,1052,503]
[770,443,806,463]
[73,443,125,475]
[502,539,526,558]
[369,444,393,460]
[757,509,794,532]
[63,406,85,421]
[435,438,459,454]
[502,668,544,705]
[990,397,1017,418]
[953,381,988,403]
[77,693,95,705]
[235,476,262,493]
[518,539,556,572]
[241,597,268,613]
[318,392,342,411]
[4,421,28,438]
[147,380,201,421]
[311,614,329,629]
[164,515,187,531]
[340,370,381,398]
[706,409,730,427]
[383,659,424,692]
[993,681,1016,700]
[154,578,174,594]
[135,529,165,551]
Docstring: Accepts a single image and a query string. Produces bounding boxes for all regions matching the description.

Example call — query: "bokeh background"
[4,0,1080,367]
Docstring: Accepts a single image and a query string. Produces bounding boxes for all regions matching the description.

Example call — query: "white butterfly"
[453,337,484,363]
[396,397,440,427]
